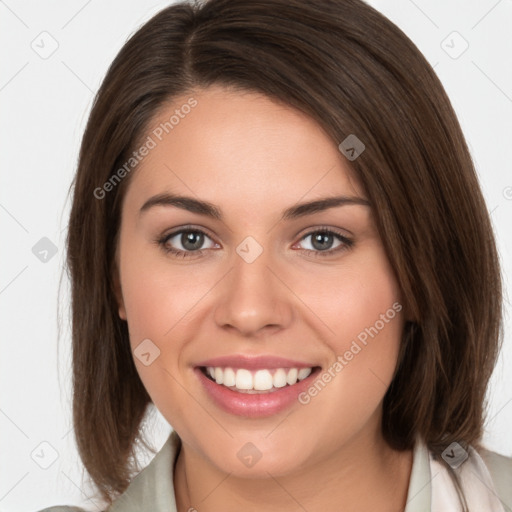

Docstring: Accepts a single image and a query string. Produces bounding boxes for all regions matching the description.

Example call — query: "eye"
[157,227,218,258]
[155,226,354,259]
[294,228,353,258]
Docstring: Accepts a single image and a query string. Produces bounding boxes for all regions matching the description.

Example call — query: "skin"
[114,84,413,512]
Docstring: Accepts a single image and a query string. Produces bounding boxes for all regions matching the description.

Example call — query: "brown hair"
[65,0,503,508]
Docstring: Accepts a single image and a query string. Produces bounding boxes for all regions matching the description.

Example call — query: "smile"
[201,366,314,393]
[195,365,322,417]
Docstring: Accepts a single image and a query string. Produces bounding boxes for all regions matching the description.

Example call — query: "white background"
[1,0,511,510]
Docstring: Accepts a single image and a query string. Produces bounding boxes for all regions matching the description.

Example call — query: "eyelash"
[155,225,354,259]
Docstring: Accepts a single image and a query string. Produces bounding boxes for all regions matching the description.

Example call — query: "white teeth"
[273,368,288,388]
[236,369,253,390]
[253,370,273,390]
[204,366,314,392]
[223,367,236,387]
[298,368,312,380]
[286,368,298,385]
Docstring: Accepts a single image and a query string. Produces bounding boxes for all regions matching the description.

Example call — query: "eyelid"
[294,224,353,240]
[160,224,218,242]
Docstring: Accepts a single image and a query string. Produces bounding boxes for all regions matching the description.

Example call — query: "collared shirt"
[40,429,512,512]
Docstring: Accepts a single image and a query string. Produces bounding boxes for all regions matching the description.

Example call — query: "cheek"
[118,243,199,416]
[118,239,203,346]
[117,237,218,413]
[296,243,403,350]
[296,245,404,421]
[335,268,403,357]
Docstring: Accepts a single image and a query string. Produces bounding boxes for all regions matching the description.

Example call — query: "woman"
[40,0,512,510]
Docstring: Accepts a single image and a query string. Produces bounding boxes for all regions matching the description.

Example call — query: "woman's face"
[115,84,405,476]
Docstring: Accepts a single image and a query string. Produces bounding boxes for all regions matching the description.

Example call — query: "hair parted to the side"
[65,0,503,507]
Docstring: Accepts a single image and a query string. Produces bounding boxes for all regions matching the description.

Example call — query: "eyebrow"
[139,193,371,221]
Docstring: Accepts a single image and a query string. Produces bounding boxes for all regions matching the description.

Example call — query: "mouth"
[194,364,322,417]
[197,365,322,394]
[192,347,327,418]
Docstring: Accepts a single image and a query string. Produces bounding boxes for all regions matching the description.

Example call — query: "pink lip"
[194,354,316,370]
[194,366,321,418]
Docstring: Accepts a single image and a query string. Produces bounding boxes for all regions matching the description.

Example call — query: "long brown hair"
[65,0,503,507]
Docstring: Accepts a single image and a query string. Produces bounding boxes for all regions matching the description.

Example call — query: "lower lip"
[194,367,321,418]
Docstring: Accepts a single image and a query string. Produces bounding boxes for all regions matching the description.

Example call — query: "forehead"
[123,85,366,216]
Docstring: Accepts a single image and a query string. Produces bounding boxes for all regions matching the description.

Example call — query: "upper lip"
[195,354,319,370]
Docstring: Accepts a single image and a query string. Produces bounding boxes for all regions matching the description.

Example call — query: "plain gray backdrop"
[1,0,511,510]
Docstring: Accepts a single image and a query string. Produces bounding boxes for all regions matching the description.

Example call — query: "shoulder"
[477,446,512,505]
[479,445,512,471]
[36,507,98,512]
[35,431,181,512]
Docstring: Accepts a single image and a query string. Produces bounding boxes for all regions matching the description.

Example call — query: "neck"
[173,427,413,512]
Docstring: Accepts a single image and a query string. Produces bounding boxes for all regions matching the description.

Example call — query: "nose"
[213,243,294,337]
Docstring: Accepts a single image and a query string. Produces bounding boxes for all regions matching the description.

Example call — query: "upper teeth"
[206,367,313,391]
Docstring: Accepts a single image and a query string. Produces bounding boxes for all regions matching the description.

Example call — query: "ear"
[112,259,127,321]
